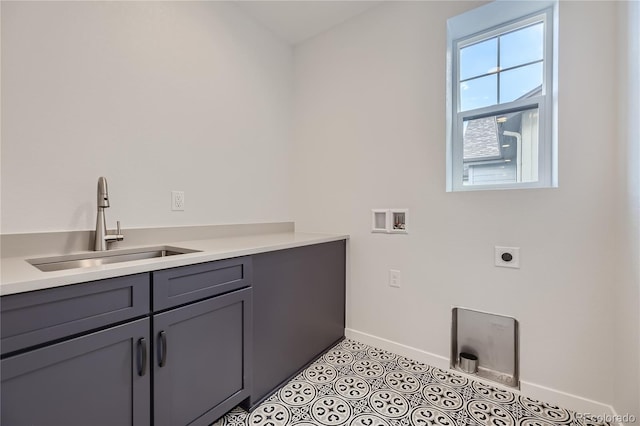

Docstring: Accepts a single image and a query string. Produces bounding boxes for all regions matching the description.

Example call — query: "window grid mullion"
[458,96,543,121]
[459,59,544,84]
[497,35,501,105]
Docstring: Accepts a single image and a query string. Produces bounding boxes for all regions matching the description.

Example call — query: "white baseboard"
[519,380,618,423]
[345,328,619,424]
[345,328,449,370]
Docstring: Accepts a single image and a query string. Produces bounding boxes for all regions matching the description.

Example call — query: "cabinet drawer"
[152,257,252,311]
[1,273,150,356]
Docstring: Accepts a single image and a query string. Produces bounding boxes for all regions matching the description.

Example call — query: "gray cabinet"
[153,287,252,426]
[1,257,253,426]
[247,240,346,407]
[150,256,253,425]
[1,318,151,426]
[0,241,346,423]
[1,273,151,426]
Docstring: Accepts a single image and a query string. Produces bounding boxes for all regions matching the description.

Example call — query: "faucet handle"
[116,221,124,241]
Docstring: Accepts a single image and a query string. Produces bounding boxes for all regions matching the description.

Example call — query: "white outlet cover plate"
[389,269,401,288]
[171,191,185,211]
[495,246,520,268]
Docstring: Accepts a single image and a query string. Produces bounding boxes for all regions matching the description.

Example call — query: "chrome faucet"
[94,177,124,251]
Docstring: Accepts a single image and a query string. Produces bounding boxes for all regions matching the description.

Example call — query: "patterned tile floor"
[212,339,608,426]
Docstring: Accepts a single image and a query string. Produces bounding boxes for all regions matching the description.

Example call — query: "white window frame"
[446,0,558,192]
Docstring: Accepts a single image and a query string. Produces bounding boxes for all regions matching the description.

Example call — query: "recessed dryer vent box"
[451,307,519,389]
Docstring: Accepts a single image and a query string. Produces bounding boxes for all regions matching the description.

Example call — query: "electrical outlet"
[389,269,401,288]
[495,246,520,268]
[171,191,185,211]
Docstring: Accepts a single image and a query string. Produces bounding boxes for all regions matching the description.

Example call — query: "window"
[446,1,558,191]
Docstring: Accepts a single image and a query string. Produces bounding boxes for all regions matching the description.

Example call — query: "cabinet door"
[1,318,151,426]
[249,240,346,407]
[153,287,252,426]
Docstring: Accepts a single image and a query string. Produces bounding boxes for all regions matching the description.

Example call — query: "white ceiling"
[236,1,381,45]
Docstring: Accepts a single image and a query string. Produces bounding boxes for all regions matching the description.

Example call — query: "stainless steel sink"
[28,246,200,272]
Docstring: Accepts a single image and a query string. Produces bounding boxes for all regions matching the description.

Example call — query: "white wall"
[614,0,640,421]
[1,1,293,233]
[293,0,619,409]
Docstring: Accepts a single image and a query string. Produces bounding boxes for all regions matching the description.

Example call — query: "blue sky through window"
[459,22,544,111]
[460,38,497,81]
[500,23,544,68]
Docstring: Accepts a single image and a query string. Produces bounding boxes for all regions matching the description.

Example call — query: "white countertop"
[0,232,349,296]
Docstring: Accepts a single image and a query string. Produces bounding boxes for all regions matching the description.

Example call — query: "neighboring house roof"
[462,85,542,163]
[463,116,500,161]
